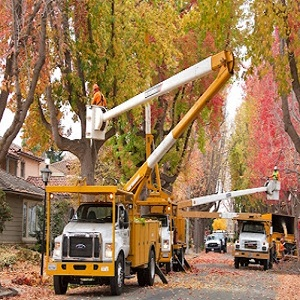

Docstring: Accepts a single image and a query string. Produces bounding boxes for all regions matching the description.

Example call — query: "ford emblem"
[75,243,86,249]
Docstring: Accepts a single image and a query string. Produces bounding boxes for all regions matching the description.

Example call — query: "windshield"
[242,222,265,234]
[207,235,218,241]
[72,203,116,223]
[213,233,225,240]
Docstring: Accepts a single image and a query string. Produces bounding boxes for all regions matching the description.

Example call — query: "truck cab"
[235,221,268,253]
[234,215,272,270]
[53,202,130,263]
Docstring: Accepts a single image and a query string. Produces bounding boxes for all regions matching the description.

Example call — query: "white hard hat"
[274,166,278,170]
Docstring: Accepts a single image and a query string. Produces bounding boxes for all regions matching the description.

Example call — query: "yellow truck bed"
[127,219,160,267]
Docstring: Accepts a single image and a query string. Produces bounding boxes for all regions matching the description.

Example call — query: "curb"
[0,287,18,298]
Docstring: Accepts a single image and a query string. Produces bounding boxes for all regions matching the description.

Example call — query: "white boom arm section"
[86,51,233,140]
[124,51,234,193]
[178,180,280,210]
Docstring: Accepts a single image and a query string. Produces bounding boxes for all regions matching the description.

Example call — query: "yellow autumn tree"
[212,218,227,231]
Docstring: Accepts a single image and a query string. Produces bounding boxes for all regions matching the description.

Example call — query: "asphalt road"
[64,251,278,300]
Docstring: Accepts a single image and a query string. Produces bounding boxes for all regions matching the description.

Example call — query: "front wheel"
[145,249,156,286]
[110,253,124,295]
[53,275,69,295]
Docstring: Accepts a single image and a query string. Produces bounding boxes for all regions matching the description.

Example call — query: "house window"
[23,200,41,240]
[6,157,18,176]
[21,161,25,178]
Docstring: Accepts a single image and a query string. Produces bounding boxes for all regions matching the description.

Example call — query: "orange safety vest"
[92,91,107,107]
[279,242,285,252]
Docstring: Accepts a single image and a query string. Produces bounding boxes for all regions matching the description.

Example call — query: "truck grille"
[208,242,219,247]
[244,240,258,249]
[62,234,101,259]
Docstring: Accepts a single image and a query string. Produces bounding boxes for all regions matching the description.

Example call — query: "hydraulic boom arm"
[86,51,234,140]
[124,51,234,194]
[178,180,280,210]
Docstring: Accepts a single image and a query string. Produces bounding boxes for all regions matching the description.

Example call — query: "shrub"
[0,190,12,233]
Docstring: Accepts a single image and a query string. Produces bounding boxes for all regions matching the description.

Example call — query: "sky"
[0,109,22,146]
[226,79,244,124]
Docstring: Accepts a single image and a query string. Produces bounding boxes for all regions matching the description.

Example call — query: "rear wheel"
[234,257,240,269]
[173,248,184,272]
[53,275,69,295]
[165,259,172,274]
[145,249,155,286]
[137,269,146,287]
[110,253,124,295]
[263,259,269,271]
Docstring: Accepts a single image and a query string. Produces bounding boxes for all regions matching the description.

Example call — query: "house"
[0,143,45,244]
[0,168,44,244]
[0,143,43,179]
[0,142,78,245]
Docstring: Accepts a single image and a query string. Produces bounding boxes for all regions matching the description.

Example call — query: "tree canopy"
[2,0,299,216]
[1,0,237,191]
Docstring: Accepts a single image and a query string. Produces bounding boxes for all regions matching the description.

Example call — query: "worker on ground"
[271,240,279,263]
[92,83,107,107]
[272,166,280,181]
[279,237,287,259]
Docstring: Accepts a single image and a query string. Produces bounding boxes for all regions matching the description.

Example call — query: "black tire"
[144,249,155,286]
[234,257,240,269]
[110,253,124,295]
[53,275,68,295]
[173,261,179,272]
[137,269,146,286]
[263,259,269,271]
[173,248,184,272]
[165,261,172,274]
[268,260,273,269]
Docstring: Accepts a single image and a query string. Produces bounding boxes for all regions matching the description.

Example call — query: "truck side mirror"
[119,219,124,229]
[123,210,129,229]
[68,207,75,220]
[119,209,125,229]
[119,217,129,229]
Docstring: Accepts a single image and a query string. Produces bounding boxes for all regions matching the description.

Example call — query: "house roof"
[0,169,44,199]
[27,175,71,189]
[7,141,43,162]
[51,160,72,174]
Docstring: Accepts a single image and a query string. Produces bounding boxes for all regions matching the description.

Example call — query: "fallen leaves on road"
[1,249,300,299]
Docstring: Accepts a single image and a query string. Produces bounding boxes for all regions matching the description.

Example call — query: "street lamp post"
[40,160,52,276]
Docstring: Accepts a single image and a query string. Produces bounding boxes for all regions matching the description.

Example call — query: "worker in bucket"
[272,166,280,181]
[92,83,107,107]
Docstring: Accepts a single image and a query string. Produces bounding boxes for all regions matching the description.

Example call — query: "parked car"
[205,233,227,253]
[212,230,227,253]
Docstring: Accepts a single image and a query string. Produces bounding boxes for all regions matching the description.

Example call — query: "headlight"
[54,242,61,250]
[262,242,269,251]
[163,239,170,250]
[52,242,61,259]
[105,243,113,258]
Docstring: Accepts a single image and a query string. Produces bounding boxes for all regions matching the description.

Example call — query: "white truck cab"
[53,202,130,262]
